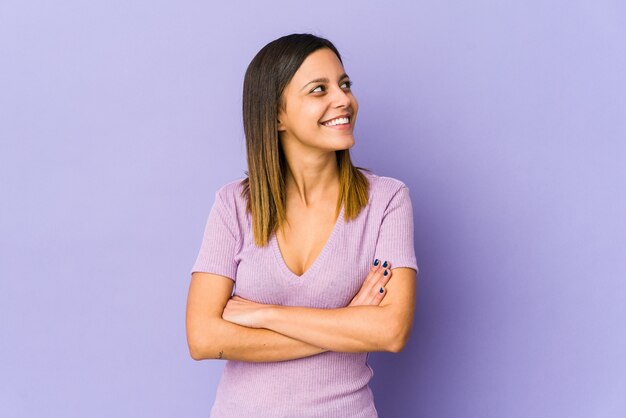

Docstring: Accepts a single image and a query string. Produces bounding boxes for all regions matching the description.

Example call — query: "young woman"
[186,33,419,418]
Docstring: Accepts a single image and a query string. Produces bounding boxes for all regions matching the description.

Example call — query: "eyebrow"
[300,73,350,91]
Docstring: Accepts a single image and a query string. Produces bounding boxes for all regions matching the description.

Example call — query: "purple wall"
[2,1,625,417]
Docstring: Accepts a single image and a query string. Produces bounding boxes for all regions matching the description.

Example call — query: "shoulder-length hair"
[240,33,370,247]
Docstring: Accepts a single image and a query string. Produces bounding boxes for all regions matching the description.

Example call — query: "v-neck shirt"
[272,202,345,281]
[190,169,419,418]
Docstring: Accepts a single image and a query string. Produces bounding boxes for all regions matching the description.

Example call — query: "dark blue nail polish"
[384,270,388,276]
[383,261,388,268]
[379,287,384,293]
[373,259,379,266]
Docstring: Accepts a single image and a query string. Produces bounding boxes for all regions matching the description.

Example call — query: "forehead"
[291,48,345,82]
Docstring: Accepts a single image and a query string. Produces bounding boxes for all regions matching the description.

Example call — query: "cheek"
[290,102,320,123]
[351,96,359,113]
[304,107,324,126]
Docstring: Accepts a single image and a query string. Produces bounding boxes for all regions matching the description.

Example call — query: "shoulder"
[359,169,410,203]
[214,177,247,207]
[209,178,249,239]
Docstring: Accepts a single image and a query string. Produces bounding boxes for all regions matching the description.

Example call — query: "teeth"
[323,117,350,126]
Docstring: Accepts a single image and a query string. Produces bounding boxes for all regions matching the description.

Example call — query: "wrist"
[258,304,280,328]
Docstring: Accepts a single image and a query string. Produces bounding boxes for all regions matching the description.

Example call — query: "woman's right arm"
[186,263,392,362]
[186,272,327,362]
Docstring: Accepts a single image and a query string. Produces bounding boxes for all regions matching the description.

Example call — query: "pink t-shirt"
[191,169,419,418]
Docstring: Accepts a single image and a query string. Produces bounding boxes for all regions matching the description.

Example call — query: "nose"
[330,85,351,108]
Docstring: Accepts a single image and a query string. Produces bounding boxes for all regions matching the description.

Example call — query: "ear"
[276,114,286,132]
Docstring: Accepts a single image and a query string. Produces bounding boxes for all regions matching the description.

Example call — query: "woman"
[186,33,418,417]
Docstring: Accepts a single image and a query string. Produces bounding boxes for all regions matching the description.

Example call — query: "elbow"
[387,337,408,353]
[188,336,222,361]
[385,324,411,353]
[187,318,224,361]
[188,342,205,361]
[187,335,208,361]
[187,328,220,361]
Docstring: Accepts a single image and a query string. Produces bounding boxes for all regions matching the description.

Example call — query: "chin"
[334,137,355,151]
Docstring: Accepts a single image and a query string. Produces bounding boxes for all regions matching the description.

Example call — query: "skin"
[185,47,417,361]
[272,48,360,276]
[276,47,358,204]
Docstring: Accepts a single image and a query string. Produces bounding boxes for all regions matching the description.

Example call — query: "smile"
[321,116,351,127]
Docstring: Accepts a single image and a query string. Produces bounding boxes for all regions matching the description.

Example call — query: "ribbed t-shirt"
[190,169,419,418]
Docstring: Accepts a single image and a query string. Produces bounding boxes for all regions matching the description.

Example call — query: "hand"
[222,295,273,328]
[349,260,393,307]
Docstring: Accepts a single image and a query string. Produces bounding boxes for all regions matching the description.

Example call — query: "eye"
[341,80,353,89]
[311,85,326,93]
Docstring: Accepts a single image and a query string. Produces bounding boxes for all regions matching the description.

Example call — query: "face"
[277,48,359,153]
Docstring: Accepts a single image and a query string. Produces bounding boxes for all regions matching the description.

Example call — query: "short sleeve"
[374,185,419,275]
[190,188,240,281]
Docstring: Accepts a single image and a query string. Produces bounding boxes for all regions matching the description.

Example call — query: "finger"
[370,286,387,305]
[363,261,383,286]
[380,260,391,269]
[364,260,389,290]
[359,264,384,304]
[378,267,393,288]
[350,267,378,306]
[371,261,392,290]
[373,266,395,303]
[367,267,390,304]
[351,260,391,306]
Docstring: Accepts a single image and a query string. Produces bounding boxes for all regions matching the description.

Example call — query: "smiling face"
[277,47,359,153]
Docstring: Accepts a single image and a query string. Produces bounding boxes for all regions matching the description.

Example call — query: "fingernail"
[373,259,379,266]
[382,261,388,268]
[379,287,384,293]
[384,270,388,276]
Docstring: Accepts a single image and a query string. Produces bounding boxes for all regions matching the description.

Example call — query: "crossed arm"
[185,263,416,362]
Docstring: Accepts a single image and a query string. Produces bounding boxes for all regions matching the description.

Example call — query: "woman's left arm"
[223,267,416,353]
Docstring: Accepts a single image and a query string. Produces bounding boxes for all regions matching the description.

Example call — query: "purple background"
[2,1,625,417]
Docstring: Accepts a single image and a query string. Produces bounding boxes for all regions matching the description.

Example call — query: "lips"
[320,114,352,126]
